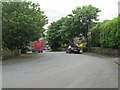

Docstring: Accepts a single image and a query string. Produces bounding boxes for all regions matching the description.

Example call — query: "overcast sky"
[28,0,119,27]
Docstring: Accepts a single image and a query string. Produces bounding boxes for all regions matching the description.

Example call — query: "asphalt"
[2,51,119,88]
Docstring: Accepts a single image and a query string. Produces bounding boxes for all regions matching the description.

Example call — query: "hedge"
[99,16,120,48]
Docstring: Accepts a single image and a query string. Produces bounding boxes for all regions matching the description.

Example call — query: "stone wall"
[84,47,119,56]
[2,49,20,60]
[50,48,66,51]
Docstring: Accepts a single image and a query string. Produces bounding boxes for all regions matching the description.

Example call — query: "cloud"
[44,9,68,23]
[28,0,120,24]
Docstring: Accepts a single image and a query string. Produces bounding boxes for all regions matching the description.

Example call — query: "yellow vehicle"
[76,43,83,47]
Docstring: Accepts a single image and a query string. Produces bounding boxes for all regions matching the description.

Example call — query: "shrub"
[99,16,120,48]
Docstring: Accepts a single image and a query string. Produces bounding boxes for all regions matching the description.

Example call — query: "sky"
[27,0,119,28]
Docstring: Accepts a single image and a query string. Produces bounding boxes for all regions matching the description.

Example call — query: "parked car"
[66,45,83,54]
[43,47,51,50]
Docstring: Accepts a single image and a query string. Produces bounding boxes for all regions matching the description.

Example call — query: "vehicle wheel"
[39,51,41,53]
[41,51,43,53]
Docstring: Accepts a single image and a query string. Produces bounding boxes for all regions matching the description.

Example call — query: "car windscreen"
[71,46,78,48]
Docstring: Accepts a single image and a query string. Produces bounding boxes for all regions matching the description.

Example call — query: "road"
[2,51,118,88]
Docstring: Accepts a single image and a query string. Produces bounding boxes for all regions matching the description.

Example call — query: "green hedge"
[99,16,120,48]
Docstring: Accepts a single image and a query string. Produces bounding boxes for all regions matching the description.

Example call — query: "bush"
[99,16,120,48]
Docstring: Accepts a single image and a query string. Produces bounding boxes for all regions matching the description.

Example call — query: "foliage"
[2,1,48,51]
[47,17,68,50]
[47,5,100,49]
[72,5,101,39]
[99,16,120,48]
[90,23,103,47]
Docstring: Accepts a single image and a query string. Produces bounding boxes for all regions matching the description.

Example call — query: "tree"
[47,5,100,49]
[47,18,65,50]
[72,5,101,45]
[2,1,48,51]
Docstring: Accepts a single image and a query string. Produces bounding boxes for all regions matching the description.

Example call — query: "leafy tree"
[47,5,100,49]
[2,1,48,51]
[47,16,79,50]
[60,16,75,42]
[72,5,101,44]
[47,18,65,50]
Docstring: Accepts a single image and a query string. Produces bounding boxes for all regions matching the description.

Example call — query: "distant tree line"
[2,1,48,53]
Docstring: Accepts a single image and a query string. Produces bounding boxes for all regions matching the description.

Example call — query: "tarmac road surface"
[2,51,118,88]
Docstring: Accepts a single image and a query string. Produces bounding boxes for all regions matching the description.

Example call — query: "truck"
[32,41,44,53]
